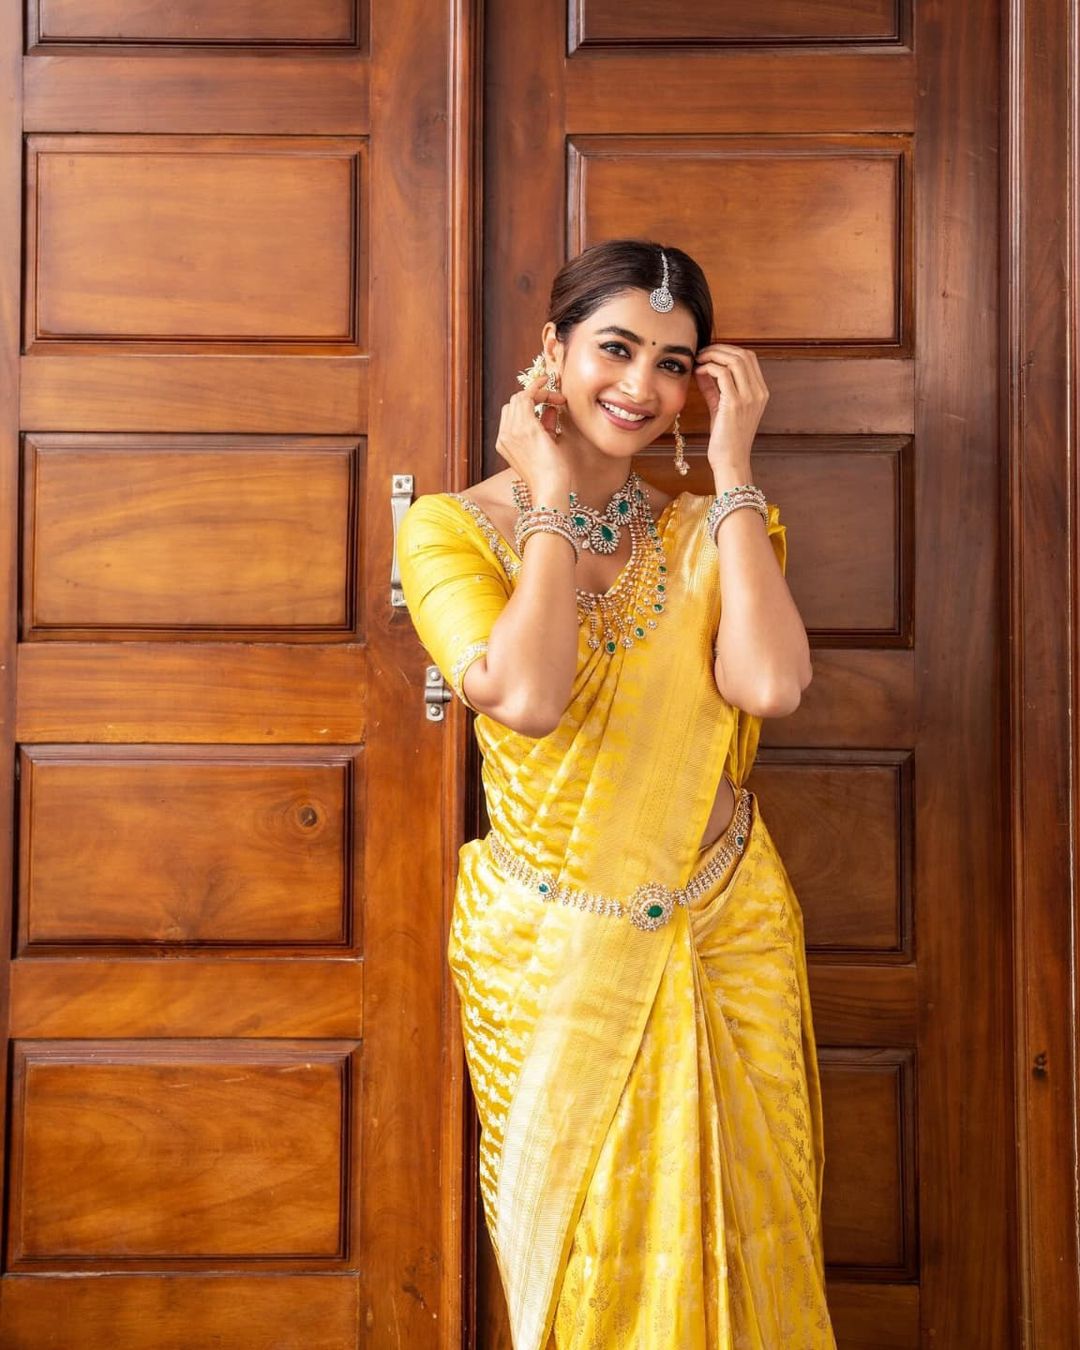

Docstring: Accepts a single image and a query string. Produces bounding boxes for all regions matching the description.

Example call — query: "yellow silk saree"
[397,487,835,1349]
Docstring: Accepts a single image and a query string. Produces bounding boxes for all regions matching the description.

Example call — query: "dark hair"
[546,238,714,352]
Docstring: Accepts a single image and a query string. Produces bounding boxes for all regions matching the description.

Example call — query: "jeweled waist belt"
[485,786,753,932]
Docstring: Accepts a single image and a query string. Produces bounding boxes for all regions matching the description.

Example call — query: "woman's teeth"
[599,400,648,423]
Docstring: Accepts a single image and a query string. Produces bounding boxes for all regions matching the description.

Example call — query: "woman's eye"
[601,342,687,376]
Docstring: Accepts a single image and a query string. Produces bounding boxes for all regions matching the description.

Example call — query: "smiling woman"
[396,238,832,1349]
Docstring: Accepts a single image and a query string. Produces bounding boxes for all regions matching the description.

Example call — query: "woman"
[397,239,835,1349]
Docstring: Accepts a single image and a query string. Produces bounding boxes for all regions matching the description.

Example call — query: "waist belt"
[485,785,753,932]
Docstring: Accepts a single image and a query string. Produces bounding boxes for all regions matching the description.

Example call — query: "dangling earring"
[672,413,688,475]
[546,366,563,437]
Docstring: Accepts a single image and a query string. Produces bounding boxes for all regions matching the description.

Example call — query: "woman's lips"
[597,400,652,430]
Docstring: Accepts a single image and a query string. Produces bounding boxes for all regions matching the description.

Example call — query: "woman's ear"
[541,322,562,372]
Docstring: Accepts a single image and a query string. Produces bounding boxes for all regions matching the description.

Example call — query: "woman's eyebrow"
[594,325,695,359]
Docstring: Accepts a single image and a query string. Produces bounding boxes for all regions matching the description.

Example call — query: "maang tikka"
[651,248,689,475]
[649,247,675,314]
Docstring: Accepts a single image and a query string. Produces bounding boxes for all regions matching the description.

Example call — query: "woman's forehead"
[584,290,697,347]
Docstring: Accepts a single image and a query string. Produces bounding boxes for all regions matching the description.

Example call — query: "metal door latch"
[424,665,453,721]
[390,473,414,608]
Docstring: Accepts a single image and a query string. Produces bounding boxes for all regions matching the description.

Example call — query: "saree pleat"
[549,793,833,1349]
[399,487,834,1348]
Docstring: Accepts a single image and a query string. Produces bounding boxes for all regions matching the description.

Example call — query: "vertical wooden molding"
[365,1,454,1344]
[447,1,484,1343]
[1006,0,1080,1341]
[0,0,20,1273]
[915,1,1015,1340]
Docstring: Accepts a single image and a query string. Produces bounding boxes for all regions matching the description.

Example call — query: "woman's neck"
[555,428,636,511]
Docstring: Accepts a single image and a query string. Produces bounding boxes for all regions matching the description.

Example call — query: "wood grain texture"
[9,1042,350,1262]
[362,0,456,1341]
[0,0,21,1305]
[25,55,370,133]
[573,0,903,47]
[25,135,365,347]
[16,642,366,742]
[0,1274,359,1349]
[570,135,910,348]
[19,749,355,948]
[566,51,914,134]
[10,960,363,1037]
[752,757,913,954]
[1004,0,1080,1337]
[33,0,362,45]
[912,0,1013,1341]
[21,356,369,432]
[819,1052,918,1276]
[24,435,361,635]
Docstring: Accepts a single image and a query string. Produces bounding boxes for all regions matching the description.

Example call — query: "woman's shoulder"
[399,483,520,577]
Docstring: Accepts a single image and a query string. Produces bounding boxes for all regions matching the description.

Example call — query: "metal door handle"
[390,473,414,608]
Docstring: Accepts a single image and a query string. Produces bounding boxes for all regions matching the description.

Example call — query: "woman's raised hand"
[494,373,573,500]
[693,343,769,475]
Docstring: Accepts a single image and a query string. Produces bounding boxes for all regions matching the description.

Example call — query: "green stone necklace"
[511,469,669,653]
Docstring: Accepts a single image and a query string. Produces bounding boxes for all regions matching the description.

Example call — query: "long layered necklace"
[511,469,669,653]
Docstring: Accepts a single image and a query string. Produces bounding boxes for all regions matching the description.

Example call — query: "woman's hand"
[693,343,769,475]
[494,373,573,499]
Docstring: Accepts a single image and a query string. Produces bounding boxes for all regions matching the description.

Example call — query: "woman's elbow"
[747,671,809,719]
[483,689,564,739]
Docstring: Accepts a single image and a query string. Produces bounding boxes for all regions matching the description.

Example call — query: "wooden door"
[480,2,1013,1346]
[0,2,465,1345]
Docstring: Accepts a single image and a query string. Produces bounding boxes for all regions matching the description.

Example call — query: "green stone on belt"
[606,639,617,652]
[634,626,645,638]
[538,881,550,893]
[646,903,664,919]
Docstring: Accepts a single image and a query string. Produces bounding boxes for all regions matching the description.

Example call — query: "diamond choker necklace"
[511,469,670,652]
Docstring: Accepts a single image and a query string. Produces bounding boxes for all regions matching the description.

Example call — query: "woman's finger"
[695,351,753,401]
[695,359,750,402]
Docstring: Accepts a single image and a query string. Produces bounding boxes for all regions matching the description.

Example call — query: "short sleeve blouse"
[396,493,513,712]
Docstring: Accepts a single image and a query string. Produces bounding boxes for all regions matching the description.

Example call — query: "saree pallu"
[398,487,834,1348]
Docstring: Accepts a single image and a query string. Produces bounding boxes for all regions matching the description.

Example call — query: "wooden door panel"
[9,963,362,1039]
[570,136,908,346]
[482,1,1009,1345]
[15,644,367,741]
[572,0,903,47]
[9,1044,349,1262]
[19,752,353,947]
[0,1274,360,1350]
[25,135,366,348]
[819,1054,918,1277]
[754,759,912,954]
[24,436,361,634]
[20,356,369,433]
[31,0,362,46]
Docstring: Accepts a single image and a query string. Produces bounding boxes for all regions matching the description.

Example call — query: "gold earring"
[673,413,688,475]
[546,367,563,436]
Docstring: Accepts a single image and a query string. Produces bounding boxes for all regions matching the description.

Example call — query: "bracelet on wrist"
[705,485,769,544]
[514,504,581,560]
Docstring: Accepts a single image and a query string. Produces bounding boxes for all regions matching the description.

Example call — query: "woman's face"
[542,288,698,455]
